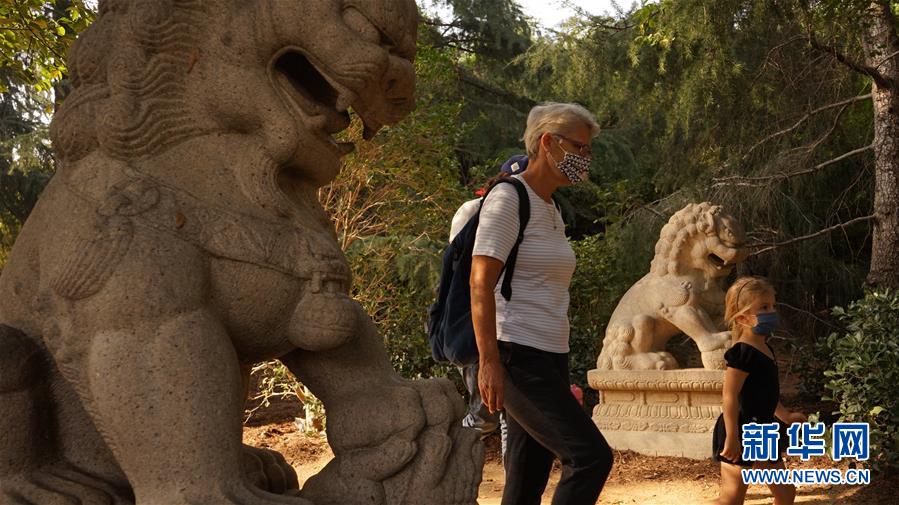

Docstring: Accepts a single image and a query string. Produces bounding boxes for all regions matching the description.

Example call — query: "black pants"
[498,341,613,505]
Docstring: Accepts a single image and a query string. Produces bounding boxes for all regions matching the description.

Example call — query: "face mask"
[751,312,779,336]
[549,140,591,183]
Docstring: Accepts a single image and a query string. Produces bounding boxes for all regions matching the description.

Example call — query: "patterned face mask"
[549,139,591,183]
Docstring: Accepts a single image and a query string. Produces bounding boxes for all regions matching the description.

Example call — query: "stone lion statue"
[0,1,482,504]
[596,202,748,371]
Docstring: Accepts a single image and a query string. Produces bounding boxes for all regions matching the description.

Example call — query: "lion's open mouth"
[708,253,727,268]
[273,50,355,156]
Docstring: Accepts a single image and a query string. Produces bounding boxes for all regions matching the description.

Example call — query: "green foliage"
[567,233,630,400]
[1,86,54,271]
[0,0,94,95]
[319,36,469,385]
[420,0,537,182]
[322,37,468,249]
[423,0,532,61]
[346,234,456,381]
[245,360,326,434]
[514,1,878,386]
[822,290,899,472]
[1,1,95,267]
[245,361,302,422]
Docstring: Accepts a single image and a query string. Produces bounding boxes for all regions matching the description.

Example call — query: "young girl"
[713,277,806,505]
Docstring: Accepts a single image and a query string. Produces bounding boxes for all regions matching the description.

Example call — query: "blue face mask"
[752,312,779,336]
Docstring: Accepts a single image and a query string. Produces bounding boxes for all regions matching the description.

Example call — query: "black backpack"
[427,178,530,366]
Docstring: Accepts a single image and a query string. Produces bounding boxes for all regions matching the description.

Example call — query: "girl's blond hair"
[724,276,776,345]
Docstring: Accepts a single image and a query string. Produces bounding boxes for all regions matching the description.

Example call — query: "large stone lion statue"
[596,202,748,371]
[0,1,482,504]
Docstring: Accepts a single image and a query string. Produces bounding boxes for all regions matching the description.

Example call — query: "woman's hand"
[478,357,505,414]
[719,435,742,464]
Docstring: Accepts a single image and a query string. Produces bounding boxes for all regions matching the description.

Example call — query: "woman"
[471,102,613,505]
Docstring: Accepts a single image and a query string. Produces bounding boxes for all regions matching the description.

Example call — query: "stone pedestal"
[588,369,724,459]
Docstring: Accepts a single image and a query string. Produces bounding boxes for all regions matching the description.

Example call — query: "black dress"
[712,341,787,466]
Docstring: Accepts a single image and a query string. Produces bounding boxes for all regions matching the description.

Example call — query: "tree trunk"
[862,2,899,289]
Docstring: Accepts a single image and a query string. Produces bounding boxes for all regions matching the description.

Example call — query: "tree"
[0,0,93,95]
[420,0,532,60]
[520,0,897,293]
[0,1,95,267]
[803,1,899,288]
[420,0,538,183]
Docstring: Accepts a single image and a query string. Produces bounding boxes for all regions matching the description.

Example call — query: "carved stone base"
[588,369,724,460]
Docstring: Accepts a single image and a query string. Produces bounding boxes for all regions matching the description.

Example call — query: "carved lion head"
[51,0,418,213]
[650,202,748,279]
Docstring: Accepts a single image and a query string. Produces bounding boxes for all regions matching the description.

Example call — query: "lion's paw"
[0,464,131,505]
[301,379,480,505]
[326,383,425,456]
[242,444,299,495]
[384,424,484,505]
[625,351,679,370]
[697,331,732,352]
[407,377,466,428]
[701,348,728,370]
[653,351,679,370]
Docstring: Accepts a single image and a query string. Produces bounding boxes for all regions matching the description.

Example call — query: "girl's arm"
[775,402,807,424]
[719,366,748,462]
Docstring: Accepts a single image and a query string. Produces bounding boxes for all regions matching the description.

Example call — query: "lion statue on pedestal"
[597,202,748,371]
[0,1,482,504]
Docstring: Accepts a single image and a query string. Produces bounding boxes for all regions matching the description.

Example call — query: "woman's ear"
[539,132,553,154]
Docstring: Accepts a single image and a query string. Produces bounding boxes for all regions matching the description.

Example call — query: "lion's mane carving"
[0,1,482,504]
[52,0,208,162]
[596,202,748,371]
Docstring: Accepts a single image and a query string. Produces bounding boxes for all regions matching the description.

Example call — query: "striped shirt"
[472,174,576,353]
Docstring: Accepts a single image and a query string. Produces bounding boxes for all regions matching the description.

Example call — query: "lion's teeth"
[336,92,356,113]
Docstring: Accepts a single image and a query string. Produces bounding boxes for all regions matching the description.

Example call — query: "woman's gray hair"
[522,102,600,157]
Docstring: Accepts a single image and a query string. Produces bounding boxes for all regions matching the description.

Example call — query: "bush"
[346,234,458,383]
[822,289,899,472]
[568,231,645,407]
[244,360,327,434]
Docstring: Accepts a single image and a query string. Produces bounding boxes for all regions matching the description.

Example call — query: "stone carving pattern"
[596,202,749,371]
[0,1,482,504]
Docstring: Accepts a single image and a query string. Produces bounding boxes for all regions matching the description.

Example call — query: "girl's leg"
[756,460,796,505]
[716,462,748,505]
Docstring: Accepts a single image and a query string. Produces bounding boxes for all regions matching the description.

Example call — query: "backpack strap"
[480,178,530,301]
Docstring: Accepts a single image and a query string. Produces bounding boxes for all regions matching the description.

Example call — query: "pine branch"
[587,17,638,32]
[740,93,871,161]
[874,49,899,70]
[748,215,876,256]
[805,34,894,88]
[712,144,873,187]
[455,70,536,105]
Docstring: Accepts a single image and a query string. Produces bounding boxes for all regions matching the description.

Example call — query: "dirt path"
[244,423,889,504]
[478,460,861,504]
